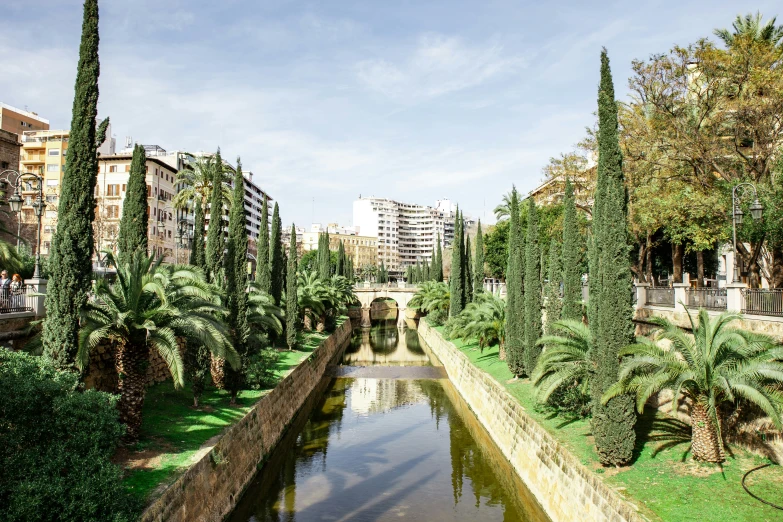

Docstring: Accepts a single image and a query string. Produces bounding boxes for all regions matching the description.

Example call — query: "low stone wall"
[635,306,783,341]
[140,319,352,522]
[83,339,187,392]
[419,320,644,522]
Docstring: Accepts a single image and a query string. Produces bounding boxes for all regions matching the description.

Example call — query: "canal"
[228,322,548,521]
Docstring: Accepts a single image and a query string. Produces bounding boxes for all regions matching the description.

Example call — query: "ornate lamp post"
[0,169,45,277]
[731,182,763,283]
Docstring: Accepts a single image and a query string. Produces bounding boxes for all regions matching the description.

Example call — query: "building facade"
[353,197,450,275]
[301,227,377,271]
[0,103,49,136]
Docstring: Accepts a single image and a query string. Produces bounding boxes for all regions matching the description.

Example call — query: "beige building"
[0,103,49,137]
[301,230,377,270]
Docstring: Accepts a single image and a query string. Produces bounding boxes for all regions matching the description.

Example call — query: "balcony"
[21,154,46,163]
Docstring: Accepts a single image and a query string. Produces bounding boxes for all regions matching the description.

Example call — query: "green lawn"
[432,323,783,522]
[121,320,345,503]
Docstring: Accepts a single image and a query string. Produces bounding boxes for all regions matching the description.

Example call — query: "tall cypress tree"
[465,234,473,303]
[434,232,444,282]
[190,198,206,269]
[43,0,108,368]
[449,209,464,317]
[224,159,250,404]
[205,151,224,283]
[524,198,542,375]
[561,178,581,321]
[286,225,298,351]
[545,237,563,334]
[474,220,484,295]
[504,188,525,374]
[318,232,331,280]
[269,202,284,305]
[117,144,148,260]
[337,241,346,277]
[590,49,636,466]
[257,196,271,293]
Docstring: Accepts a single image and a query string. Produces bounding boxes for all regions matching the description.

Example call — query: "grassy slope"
[123,320,343,502]
[432,324,783,522]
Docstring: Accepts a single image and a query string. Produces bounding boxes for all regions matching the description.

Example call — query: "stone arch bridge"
[353,285,418,328]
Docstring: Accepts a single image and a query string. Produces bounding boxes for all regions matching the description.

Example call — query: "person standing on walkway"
[10,274,23,309]
[0,270,10,308]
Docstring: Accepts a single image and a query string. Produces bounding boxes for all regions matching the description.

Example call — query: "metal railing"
[0,285,36,314]
[741,289,783,317]
[686,288,727,311]
[646,287,675,308]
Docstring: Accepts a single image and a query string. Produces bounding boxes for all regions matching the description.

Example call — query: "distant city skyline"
[2,0,778,227]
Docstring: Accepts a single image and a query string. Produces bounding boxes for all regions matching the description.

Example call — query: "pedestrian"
[10,274,23,309]
[0,270,10,308]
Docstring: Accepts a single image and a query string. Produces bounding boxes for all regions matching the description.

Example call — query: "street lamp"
[731,182,764,283]
[0,170,45,276]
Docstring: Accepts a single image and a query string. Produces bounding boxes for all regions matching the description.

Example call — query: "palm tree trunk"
[303,309,313,331]
[211,355,225,389]
[498,343,506,361]
[317,314,326,332]
[116,340,149,442]
[690,401,725,463]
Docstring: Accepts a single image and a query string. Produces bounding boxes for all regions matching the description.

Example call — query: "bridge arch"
[353,286,417,328]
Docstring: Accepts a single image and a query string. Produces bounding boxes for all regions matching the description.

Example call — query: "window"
[0,162,7,169]
[46,164,59,172]
[46,179,59,187]
[109,165,118,172]
[122,184,126,192]
[46,195,57,203]
[44,225,54,235]
[125,165,130,172]
[147,185,151,197]
[45,210,56,219]
[106,184,120,197]
[48,149,60,156]
[106,205,119,219]
[43,241,51,253]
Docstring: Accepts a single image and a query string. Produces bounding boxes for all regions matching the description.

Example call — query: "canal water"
[228,322,548,522]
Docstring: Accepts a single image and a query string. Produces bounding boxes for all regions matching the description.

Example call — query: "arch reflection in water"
[228,376,548,522]
[342,323,429,366]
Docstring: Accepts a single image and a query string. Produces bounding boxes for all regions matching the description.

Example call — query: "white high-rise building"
[353,196,457,275]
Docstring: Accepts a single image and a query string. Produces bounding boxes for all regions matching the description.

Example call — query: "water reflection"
[228,330,548,522]
[342,323,430,366]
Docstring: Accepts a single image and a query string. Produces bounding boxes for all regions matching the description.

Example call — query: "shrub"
[427,308,449,326]
[244,343,280,390]
[0,351,138,522]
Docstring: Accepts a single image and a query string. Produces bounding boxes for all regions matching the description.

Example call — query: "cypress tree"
[561,178,581,321]
[269,202,284,305]
[405,265,412,283]
[524,198,542,375]
[347,257,354,281]
[190,198,206,269]
[449,209,464,317]
[318,232,331,280]
[257,196,271,293]
[205,151,224,283]
[504,188,525,375]
[434,232,444,282]
[545,237,563,334]
[117,144,148,260]
[590,49,637,466]
[474,220,484,295]
[465,234,473,303]
[338,241,346,277]
[224,159,250,404]
[43,0,108,368]
[286,225,298,350]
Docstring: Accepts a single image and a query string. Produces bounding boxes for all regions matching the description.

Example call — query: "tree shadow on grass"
[632,408,692,463]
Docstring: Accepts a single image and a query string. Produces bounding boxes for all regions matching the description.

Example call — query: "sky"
[2,1,779,228]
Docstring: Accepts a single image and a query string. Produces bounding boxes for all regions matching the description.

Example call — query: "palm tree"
[172,156,232,211]
[297,271,328,332]
[446,293,506,352]
[409,281,450,314]
[493,192,513,221]
[715,12,783,48]
[532,319,593,406]
[77,251,238,441]
[247,281,284,342]
[603,310,783,463]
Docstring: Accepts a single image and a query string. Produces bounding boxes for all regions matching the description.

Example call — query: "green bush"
[0,351,139,522]
[244,345,280,390]
[427,308,448,326]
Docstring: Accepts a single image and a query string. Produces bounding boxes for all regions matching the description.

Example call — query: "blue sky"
[2,1,779,228]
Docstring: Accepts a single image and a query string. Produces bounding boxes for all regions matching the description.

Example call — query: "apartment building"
[0,103,49,136]
[353,197,449,275]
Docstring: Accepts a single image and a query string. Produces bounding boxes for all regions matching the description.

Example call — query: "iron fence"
[0,285,36,314]
[646,287,675,307]
[686,288,727,311]
[741,289,783,317]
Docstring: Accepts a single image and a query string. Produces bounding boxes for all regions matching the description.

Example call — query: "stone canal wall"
[140,319,352,522]
[419,320,644,522]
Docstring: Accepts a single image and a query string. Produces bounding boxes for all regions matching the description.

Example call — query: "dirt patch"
[113,437,176,471]
[670,460,723,478]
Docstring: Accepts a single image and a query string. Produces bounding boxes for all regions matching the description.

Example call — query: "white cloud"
[356,34,526,101]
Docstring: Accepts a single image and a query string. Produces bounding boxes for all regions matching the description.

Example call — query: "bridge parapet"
[353,285,419,327]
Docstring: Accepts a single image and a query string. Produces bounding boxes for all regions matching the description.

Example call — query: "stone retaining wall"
[634,307,783,341]
[140,319,352,522]
[418,320,645,522]
[83,339,187,392]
